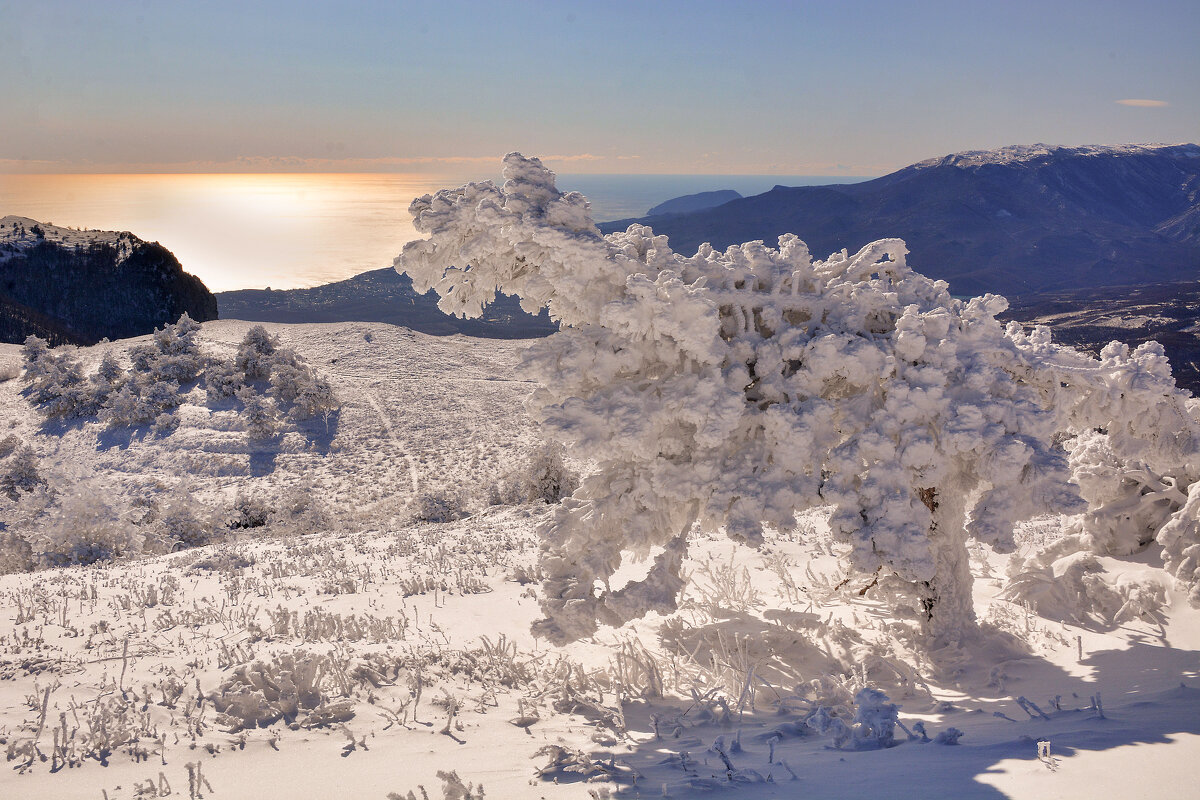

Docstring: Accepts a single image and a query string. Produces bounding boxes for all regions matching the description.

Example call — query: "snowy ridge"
[0,215,136,264]
[910,142,1200,170]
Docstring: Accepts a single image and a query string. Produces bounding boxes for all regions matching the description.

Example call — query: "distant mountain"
[217,267,556,338]
[1002,280,1200,395]
[599,144,1200,298]
[647,189,741,217]
[0,216,218,345]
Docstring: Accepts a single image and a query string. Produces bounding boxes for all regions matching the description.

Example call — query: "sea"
[0,172,869,292]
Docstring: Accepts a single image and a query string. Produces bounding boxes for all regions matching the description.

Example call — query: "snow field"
[1,321,1199,798]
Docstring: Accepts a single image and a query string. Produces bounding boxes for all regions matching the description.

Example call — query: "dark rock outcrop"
[599,144,1200,298]
[0,216,217,344]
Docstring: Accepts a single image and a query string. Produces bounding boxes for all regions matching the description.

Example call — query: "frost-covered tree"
[1004,330,1200,604]
[1,444,44,500]
[239,389,277,440]
[28,486,144,567]
[237,325,279,380]
[21,336,96,418]
[397,153,1084,646]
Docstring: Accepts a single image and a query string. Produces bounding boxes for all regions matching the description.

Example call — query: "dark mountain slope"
[647,189,741,216]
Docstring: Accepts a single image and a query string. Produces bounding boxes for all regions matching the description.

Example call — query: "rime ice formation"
[398,154,1136,647]
[1007,330,1200,604]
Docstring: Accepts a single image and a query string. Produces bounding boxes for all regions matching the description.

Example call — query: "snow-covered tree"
[1,444,44,499]
[239,389,277,440]
[28,485,144,567]
[21,336,95,418]
[237,325,279,380]
[1004,330,1200,604]
[396,153,1084,646]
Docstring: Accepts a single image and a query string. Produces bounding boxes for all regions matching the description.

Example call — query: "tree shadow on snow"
[296,408,341,454]
[556,616,1200,799]
[248,438,282,477]
[94,422,151,451]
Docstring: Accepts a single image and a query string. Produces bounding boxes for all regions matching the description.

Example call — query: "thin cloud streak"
[0,154,614,175]
[1116,99,1169,107]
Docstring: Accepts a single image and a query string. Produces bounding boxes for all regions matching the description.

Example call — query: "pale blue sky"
[2,0,1196,175]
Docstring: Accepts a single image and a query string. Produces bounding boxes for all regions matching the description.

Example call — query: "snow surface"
[1,320,1199,798]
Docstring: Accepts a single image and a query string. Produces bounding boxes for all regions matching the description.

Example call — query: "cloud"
[0,158,66,172]
[1116,99,1169,107]
[0,153,618,174]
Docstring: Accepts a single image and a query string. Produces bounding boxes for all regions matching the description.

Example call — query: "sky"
[2,0,1197,176]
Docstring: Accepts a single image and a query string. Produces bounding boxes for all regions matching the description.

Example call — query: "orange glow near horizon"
[0,173,465,292]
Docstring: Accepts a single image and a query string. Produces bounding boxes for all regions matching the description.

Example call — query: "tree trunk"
[917,488,977,646]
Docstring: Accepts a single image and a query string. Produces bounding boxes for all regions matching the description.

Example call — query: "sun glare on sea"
[0,172,464,291]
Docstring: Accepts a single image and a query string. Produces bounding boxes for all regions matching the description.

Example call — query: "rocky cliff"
[0,216,218,344]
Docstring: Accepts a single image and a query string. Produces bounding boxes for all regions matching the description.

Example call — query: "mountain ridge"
[598,143,1200,298]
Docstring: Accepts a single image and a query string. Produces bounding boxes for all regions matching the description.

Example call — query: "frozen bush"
[19,335,51,380]
[157,485,218,549]
[0,356,19,382]
[803,688,899,750]
[140,378,182,412]
[239,389,276,439]
[210,651,354,731]
[100,384,142,426]
[1158,486,1200,605]
[289,374,338,421]
[22,340,97,419]
[409,488,468,523]
[101,378,181,427]
[236,325,279,381]
[129,313,205,385]
[1009,332,1200,603]
[153,412,179,434]
[485,478,524,507]
[264,347,304,397]
[0,530,34,574]
[204,360,245,401]
[1,445,44,499]
[94,350,123,386]
[28,489,144,567]
[521,442,578,504]
[1001,551,1168,625]
[230,491,272,530]
[0,434,19,458]
[849,687,899,749]
[273,480,332,535]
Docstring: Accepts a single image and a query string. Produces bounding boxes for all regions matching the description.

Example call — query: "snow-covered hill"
[1,321,1198,799]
